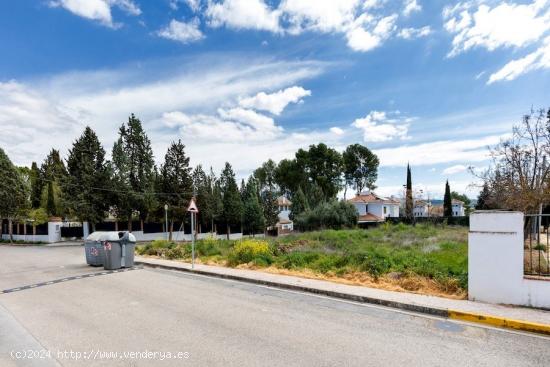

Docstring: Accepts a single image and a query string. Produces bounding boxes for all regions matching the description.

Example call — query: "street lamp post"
[164,204,168,240]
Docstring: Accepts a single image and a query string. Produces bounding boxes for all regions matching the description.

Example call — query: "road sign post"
[187,198,199,269]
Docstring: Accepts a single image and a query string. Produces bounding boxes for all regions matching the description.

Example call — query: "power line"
[40,177,196,197]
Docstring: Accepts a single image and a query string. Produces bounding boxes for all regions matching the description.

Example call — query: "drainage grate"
[0,267,142,294]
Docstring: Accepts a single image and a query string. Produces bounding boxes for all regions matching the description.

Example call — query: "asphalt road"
[1,246,549,367]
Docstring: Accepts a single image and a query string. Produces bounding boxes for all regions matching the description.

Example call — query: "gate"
[61,222,84,238]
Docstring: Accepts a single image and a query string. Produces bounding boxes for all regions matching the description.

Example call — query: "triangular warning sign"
[187,198,199,213]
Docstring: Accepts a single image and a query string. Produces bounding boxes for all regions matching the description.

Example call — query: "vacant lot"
[137,223,469,298]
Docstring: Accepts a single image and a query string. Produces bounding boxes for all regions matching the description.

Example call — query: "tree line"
[0,113,380,240]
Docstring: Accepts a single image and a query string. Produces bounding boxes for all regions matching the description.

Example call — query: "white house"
[452,199,465,217]
[276,196,293,232]
[348,192,400,224]
[413,200,430,217]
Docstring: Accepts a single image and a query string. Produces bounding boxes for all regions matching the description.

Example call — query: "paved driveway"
[1,246,549,367]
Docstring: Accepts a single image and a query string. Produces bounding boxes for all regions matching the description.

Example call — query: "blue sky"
[1,0,549,199]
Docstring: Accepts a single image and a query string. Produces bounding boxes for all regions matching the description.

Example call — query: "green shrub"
[227,239,272,266]
[165,245,190,260]
[294,200,358,231]
[277,252,320,269]
[196,238,223,257]
[356,252,392,280]
[151,239,176,249]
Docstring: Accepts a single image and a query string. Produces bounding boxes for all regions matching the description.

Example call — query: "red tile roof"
[348,192,399,205]
[357,213,384,223]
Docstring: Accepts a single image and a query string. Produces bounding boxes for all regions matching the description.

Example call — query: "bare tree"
[481,108,550,214]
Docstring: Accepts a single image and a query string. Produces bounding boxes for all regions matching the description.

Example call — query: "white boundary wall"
[131,231,247,242]
[469,211,550,309]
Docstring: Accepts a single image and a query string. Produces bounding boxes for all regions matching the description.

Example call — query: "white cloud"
[442,164,468,175]
[444,1,550,57]
[0,81,81,164]
[488,36,550,83]
[374,135,502,167]
[403,0,421,17]
[238,86,311,115]
[170,0,200,12]
[397,26,431,39]
[218,107,282,133]
[205,0,281,32]
[279,0,361,34]
[352,110,410,142]
[156,110,282,143]
[203,0,426,52]
[346,13,398,51]
[1,57,324,169]
[49,0,141,28]
[330,127,345,135]
[157,18,204,44]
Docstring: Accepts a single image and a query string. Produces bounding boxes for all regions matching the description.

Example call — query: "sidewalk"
[136,256,550,335]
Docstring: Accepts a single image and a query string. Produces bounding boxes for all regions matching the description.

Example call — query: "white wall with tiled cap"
[469,211,550,308]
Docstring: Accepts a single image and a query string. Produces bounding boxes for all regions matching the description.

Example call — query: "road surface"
[1,246,549,366]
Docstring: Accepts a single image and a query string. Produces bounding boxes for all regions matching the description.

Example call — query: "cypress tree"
[444,180,453,217]
[405,164,413,221]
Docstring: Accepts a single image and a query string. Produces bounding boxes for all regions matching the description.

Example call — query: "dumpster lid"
[86,231,136,242]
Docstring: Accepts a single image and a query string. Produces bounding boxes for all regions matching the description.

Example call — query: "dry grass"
[238,264,467,299]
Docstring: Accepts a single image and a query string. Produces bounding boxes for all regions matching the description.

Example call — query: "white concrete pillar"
[469,211,550,308]
[82,222,90,239]
[47,221,62,243]
[468,211,524,304]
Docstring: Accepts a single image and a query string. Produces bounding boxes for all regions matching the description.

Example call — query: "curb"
[448,310,550,336]
[136,260,550,336]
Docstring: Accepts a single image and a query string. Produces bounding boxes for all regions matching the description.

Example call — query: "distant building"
[276,196,293,233]
[348,191,400,224]
[413,199,465,217]
[413,200,431,217]
[452,199,465,217]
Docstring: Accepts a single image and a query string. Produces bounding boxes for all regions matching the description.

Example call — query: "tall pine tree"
[219,162,243,239]
[242,177,265,236]
[193,165,214,233]
[64,127,111,231]
[342,143,379,198]
[158,140,193,240]
[40,149,67,217]
[289,186,309,220]
[476,182,492,210]
[111,114,155,231]
[29,162,42,209]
